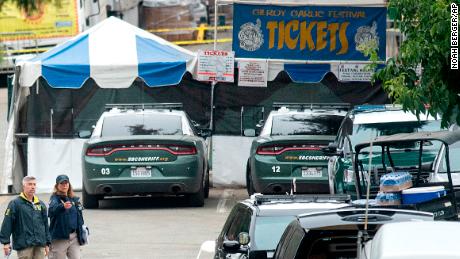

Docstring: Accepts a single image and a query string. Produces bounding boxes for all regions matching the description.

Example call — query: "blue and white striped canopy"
[18,17,196,88]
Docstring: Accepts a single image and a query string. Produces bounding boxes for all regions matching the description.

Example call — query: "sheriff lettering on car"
[127,157,161,162]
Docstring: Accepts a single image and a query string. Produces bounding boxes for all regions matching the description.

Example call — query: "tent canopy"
[18,17,197,88]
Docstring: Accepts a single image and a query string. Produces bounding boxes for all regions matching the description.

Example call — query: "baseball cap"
[56,175,70,184]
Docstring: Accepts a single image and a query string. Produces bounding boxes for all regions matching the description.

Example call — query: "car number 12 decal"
[272,166,280,173]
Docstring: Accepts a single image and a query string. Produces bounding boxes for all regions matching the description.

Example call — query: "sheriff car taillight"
[86,146,113,156]
[256,144,323,155]
[256,145,285,155]
[167,145,197,155]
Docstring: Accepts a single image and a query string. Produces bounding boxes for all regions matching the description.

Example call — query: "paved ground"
[0,188,248,259]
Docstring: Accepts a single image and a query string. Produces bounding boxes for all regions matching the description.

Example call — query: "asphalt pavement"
[0,188,248,259]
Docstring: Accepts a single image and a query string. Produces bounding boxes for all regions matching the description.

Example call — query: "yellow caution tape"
[0,48,50,55]
[149,25,232,33]
[1,31,233,55]
[173,38,232,45]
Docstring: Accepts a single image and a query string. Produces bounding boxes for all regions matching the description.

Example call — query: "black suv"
[273,208,433,259]
[214,194,351,259]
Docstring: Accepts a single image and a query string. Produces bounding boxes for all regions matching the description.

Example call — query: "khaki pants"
[17,246,45,259]
[49,232,81,259]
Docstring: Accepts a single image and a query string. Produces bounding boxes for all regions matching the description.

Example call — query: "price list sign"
[197,50,235,82]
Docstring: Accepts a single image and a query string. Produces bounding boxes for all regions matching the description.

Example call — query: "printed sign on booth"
[233,3,386,61]
[197,50,235,83]
[338,63,374,82]
[238,60,268,87]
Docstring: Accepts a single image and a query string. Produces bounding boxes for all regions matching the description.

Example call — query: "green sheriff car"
[80,104,210,208]
[325,104,443,197]
[246,103,348,195]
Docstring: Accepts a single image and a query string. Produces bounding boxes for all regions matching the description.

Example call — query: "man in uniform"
[0,176,50,259]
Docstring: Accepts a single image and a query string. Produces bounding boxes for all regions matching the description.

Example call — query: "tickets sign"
[197,50,235,82]
[233,3,386,61]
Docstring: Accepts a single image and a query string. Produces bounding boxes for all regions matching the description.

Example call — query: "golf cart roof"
[355,130,460,151]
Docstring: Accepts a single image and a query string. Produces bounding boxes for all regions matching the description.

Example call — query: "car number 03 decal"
[101,168,111,175]
[272,166,280,173]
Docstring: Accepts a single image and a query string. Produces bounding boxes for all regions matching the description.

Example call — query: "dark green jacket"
[0,193,51,251]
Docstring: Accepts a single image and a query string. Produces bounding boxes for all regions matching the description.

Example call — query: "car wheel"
[204,169,210,198]
[82,185,99,209]
[188,180,205,207]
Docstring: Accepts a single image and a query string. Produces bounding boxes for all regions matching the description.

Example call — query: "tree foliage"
[374,0,460,127]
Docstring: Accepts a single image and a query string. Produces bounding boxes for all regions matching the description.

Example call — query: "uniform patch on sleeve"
[5,208,10,216]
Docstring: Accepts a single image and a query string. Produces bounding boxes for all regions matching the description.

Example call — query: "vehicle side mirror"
[78,130,92,138]
[243,129,256,137]
[322,142,339,155]
[223,240,240,252]
[223,232,250,253]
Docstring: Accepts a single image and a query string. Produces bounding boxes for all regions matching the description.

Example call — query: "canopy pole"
[209,81,216,130]
[214,0,218,50]
[240,106,244,135]
[209,0,219,180]
[211,0,218,131]
[50,109,54,139]
[208,80,216,186]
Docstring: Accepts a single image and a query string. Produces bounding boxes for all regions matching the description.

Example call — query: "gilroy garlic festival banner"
[233,3,386,61]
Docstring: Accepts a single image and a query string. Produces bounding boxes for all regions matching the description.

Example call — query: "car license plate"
[131,167,152,177]
[301,168,322,178]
